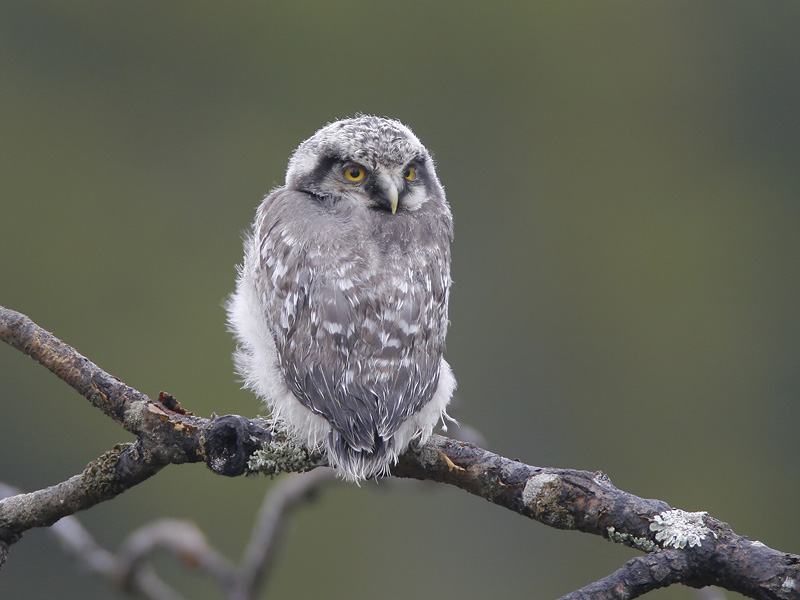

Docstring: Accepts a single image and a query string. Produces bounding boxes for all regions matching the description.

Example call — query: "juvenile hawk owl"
[228,116,455,482]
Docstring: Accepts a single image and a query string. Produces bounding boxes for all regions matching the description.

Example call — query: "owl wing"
[256,189,451,453]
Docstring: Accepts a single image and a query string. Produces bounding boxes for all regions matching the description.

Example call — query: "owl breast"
[252,189,451,450]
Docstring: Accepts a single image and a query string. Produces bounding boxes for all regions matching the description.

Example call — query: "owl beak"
[375,174,399,214]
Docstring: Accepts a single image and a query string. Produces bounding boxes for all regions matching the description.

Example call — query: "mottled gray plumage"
[228,116,455,482]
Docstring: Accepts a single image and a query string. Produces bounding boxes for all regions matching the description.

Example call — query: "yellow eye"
[403,166,416,181]
[344,166,366,182]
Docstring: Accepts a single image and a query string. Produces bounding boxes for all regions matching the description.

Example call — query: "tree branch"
[116,519,236,591]
[0,305,318,547]
[0,442,161,539]
[1,304,799,599]
[1,472,336,600]
[556,550,694,599]
[393,437,799,598]
[0,483,185,600]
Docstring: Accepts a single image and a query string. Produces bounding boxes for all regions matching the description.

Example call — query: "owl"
[227,116,455,482]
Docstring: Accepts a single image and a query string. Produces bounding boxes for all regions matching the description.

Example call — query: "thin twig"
[117,519,236,590]
[230,469,336,600]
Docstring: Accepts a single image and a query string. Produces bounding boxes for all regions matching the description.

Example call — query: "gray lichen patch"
[650,509,711,549]
[522,473,558,504]
[522,473,575,529]
[122,401,149,432]
[414,437,445,468]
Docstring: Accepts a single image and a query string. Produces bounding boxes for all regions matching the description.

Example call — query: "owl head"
[284,115,444,214]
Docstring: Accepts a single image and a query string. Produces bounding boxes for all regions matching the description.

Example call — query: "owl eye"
[403,166,416,181]
[344,166,366,182]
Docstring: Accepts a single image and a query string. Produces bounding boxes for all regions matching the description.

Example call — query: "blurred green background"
[1,2,799,599]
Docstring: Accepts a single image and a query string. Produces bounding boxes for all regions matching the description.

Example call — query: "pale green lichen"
[650,509,711,549]
[246,440,317,477]
[606,526,659,553]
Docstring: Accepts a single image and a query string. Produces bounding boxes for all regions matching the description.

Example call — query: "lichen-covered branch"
[0,305,210,448]
[394,436,800,599]
[0,306,151,430]
[0,443,161,543]
[0,306,317,551]
[2,304,799,599]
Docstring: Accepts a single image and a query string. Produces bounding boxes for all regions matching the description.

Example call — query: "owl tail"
[325,431,398,484]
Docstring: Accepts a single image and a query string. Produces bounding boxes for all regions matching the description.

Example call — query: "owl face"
[285,116,443,214]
